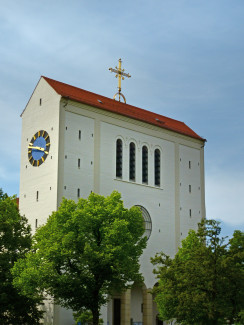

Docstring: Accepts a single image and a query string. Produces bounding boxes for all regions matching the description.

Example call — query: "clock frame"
[28,130,50,167]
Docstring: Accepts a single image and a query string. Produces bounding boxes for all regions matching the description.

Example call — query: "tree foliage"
[152,219,244,325]
[12,191,147,325]
[73,310,103,325]
[0,189,43,324]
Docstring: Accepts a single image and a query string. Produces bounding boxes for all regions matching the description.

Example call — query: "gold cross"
[109,58,131,103]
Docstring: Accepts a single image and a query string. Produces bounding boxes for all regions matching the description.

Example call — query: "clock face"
[28,130,50,167]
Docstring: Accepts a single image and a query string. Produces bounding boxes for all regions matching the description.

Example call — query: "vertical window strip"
[79,130,81,140]
[154,149,161,186]
[142,146,148,184]
[78,158,80,168]
[116,139,123,178]
[77,188,80,198]
[36,191,39,201]
[129,142,136,181]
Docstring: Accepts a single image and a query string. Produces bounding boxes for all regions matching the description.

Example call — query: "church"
[19,61,206,325]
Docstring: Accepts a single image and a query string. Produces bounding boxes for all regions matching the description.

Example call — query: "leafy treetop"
[0,189,43,324]
[12,191,147,325]
[152,219,244,325]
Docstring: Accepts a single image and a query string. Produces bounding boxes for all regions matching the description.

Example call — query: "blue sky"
[0,0,243,238]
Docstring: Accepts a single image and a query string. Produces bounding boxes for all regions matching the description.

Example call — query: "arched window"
[154,149,161,186]
[142,146,148,184]
[129,142,136,181]
[116,139,123,178]
[136,205,152,240]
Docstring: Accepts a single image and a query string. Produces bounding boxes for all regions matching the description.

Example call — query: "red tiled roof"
[43,76,205,141]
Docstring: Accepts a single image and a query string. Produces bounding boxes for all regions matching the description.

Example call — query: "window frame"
[142,145,148,184]
[154,148,161,187]
[135,205,152,240]
[116,138,123,178]
[129,142,136,182]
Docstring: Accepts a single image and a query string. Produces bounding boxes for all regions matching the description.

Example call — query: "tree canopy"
[12,191,147,325]
[152,219,244,325]
[0,189,43,324]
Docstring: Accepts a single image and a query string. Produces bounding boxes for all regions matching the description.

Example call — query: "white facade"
[19,77,206,325]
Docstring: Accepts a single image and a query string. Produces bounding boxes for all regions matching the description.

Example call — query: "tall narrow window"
[77,188,80,198]
[79,130,81,140]
[35,219,38,229]
[129,142,136,181]
[142,146,148,184]
[154,149,161,186]
[116,139,123,178]
[36,191,39,202]
[78,158,80,168]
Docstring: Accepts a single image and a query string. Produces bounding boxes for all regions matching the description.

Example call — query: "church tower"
[19,70,206,325]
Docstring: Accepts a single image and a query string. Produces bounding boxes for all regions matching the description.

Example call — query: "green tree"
[12,191,147,325]
[0,189,43,324]
[73,310,103,325]
[152,219,244,325]
[0,187,8,200]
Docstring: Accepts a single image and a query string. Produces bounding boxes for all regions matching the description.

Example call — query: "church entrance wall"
[131,285,143,324]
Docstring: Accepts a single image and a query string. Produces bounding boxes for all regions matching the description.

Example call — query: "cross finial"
[109,58,131,103]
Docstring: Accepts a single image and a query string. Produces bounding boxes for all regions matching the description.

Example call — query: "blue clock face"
[28,130,50,167]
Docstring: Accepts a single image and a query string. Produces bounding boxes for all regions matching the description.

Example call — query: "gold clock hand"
[28,146,49,155]
[28,145,45,151]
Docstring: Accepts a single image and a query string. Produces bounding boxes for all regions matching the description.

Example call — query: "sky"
[0,0,243,239]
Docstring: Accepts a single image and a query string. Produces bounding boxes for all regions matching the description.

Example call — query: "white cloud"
[205,169,244,227]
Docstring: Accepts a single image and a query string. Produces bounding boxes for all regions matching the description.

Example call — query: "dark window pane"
[155,149,160,186]
[129,142,136,181]
[142,146,148,184]
[116,139,123,178]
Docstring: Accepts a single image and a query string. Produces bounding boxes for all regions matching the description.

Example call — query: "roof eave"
[61,95,206,142]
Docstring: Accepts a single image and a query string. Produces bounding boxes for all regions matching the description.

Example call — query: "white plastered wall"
[59,110,94,201]
[179,145,203,240]
[19,78,61,231]
[54,100,205,290]
[99,121,176,289]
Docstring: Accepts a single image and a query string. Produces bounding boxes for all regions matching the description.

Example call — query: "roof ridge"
[42,76,185,125]
[42,76,205,141]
